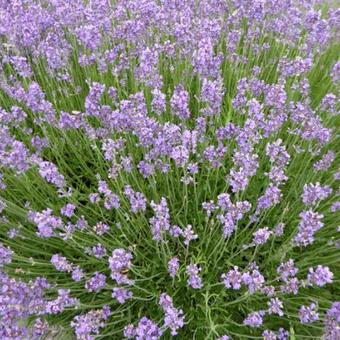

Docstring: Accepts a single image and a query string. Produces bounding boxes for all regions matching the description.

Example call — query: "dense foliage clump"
[0,0,339,339]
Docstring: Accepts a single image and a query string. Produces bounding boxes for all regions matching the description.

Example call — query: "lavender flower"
[124,186,147,213]
[109,249,133,285]
[0,243,13,266]
[253,227,272,245]
[299,303,319,324]
[294,210,324,246]
[124,317,162,339]
[85,273,106,293]
[302,183,332,206]
[307,265,333,287]
[221,266,243,290]
[267,298,284,316]
[45,289,78,314]
[71,306,111,339]
[71,266,85,282]
[60,203,76,218]
[89,244,107,259]
[32,209,63,238]
[150,198,170,241]
[186,264,203,289]
[314,150,335,171]
[242,266,265,294]
[112,287,133,304]
[323,302,340,339]
[262,330,277,340]
[51,254,72,272]
[182,225,198,246]
[168,257,180,278]
[151,89,166,115]
[170,85,190,120]
[243,311,265,328]
[109,249,133,273]
[277,259,298,282]
[159,293,185,335]
[0,2,339,339]
[330,201,340,212]
[93,222,109,236]
[273,223,285,237]
[38,161,66,189]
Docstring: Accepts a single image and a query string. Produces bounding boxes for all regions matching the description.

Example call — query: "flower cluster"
[0,0,338,338]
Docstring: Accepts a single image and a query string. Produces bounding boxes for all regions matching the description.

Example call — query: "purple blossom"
[182,225,198,246]
[71,306,111,339]
[168,257,180,278]
[274,223,285,237]
[170,85,190,120]
[277,259,298,282]
[151,89,166,115]
[324,302,340,339]
[221,266,243,290]
[243,311,265,328]
[60,203,76,218]
[138,161,155,178]
[112,287,133,304]
[89,193,101,204]
[38,161,66,189]
[149,198,170,241]
[217,193,232,211]
[159,293,185,335]
[256,185,282,213]
[314,150,335,171]
[186,264,203,289]
[193,38,222,78]
[89,244,107,259]
[0,273,49,337]
[169,225,183,238]
[51,254,72,272]
[262,330,277,340]
[124,317,162,339]
[267,298,284,316]
[32,209,63,238]
[32,318,49,338]
[280,278,300,295]
[299,303,319,324]
[85,82,105,116]
[45,289,78,314]
[202,201,216,217]
[109,249,133,285]
[294,210,324,246]
[0,200,6,214]
[124,186,147,213]
[104,193,120,210]
[330,201,340,213]
[307,265,333,287]
[0,243,12,267]
[71,267,85,282]
[327,302,340,323]
[253,227,272,245]
[200,77,224,116]
[302,182,332,206]
[242,267,265,294]
[93,222,109,236]
[85,273,106,293]
[278,328,289,340]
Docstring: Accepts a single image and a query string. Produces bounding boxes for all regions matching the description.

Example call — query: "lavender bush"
[0,0,339,339]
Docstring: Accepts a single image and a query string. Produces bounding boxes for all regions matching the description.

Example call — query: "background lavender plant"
[0,0,339,339]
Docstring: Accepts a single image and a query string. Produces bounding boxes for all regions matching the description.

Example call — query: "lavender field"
[0,0,339,339]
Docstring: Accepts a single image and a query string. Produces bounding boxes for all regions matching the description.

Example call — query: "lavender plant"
[0,0,339,339]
